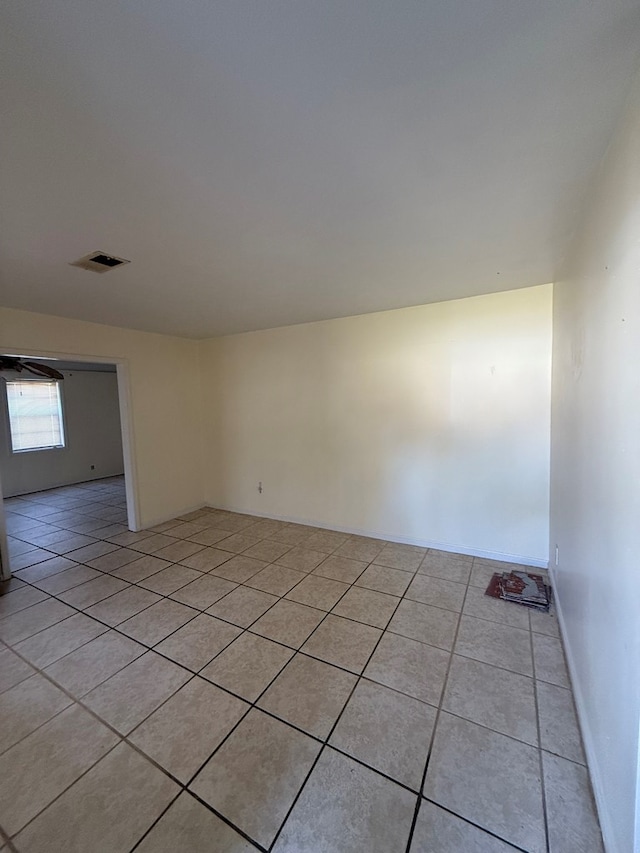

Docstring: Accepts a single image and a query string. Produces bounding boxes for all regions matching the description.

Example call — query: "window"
[5,380,66,452]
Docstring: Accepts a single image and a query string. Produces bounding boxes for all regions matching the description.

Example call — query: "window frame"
[4,378,67,454]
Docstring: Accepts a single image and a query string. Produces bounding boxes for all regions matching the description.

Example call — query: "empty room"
[0,2,638,853]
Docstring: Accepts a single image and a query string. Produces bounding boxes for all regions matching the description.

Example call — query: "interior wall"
[549,72,640,853]
[202,284,553,564]
[0,308,204,528]
[0,368,124,496]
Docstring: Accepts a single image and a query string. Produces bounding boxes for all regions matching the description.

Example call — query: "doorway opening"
[0,353,138,582]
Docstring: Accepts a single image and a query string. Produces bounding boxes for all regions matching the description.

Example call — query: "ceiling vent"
[70,251,130,273]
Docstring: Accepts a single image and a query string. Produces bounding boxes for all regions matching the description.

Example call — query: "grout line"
[531,621,552,853]
[403,561,470,852]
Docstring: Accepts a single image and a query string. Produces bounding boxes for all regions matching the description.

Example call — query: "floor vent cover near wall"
[70,252,130,273]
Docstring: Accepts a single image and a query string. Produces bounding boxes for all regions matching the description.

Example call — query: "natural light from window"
[5,380,66,452]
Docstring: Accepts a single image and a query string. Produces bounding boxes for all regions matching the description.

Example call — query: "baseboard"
[550,565,617,853]
[204,502,548,568]
[137,502,207,533]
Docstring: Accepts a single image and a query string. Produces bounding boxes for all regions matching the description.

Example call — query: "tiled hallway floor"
[1,478,603,852]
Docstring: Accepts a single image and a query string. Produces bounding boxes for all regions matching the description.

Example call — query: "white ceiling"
[1,1,639,338]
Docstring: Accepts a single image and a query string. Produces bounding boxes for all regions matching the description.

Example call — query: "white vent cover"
[70,252,130,273]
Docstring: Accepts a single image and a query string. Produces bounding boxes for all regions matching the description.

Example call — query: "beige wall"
[202,284,553,564]
[550,72,640,853]
[0,307,204,528]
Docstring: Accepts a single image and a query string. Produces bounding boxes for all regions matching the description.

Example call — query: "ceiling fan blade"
[22,361,65,380]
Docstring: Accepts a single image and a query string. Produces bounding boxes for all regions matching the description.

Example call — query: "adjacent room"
[0,2,638,852]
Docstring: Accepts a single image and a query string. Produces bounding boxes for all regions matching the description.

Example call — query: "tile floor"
[0,477,603,852]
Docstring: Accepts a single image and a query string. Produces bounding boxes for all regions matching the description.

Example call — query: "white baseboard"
[204,502,548,568]
[550,565,616,853]
[137,502,207,532]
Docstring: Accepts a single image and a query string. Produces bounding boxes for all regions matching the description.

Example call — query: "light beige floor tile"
[443,655,538,745]
[374,543,426,572]
[0,646,36,693]
[9,549,57,572]
[111,554,172,582]
[153,540,206,562]
[250,599,326,648]
[424,712,545,853]
[83,651,191,734]
[44,630,146,696]
[13,612,108,668]
[405,574,466,613]
[242,539,293,563]
[529,606,561,637]
[14,741,179,853]
[334,537,384,563]
[179,546,235,572]
[207,585,278,628]
[355,563,413,596]
[210,555,268,583]
[245,519,287,538]
[303,530,350,554]
[462,584,530,630]
[106,529,154,547]
[0,674,72,755]
[130,677,248,783]
[135,791,257,853]
[312,555,368,583]
[332,586,399,628]
[0,704,118,836]
[170,573,237,609]
[543,751,604,853]
[389,600,458,650]
[417,555,472,584]
[200,632,294,701]
[86,548,141,572]
[216,531,265,554]
[533,633,571,687]
[58,575,129,609]
[0,585,48,617]
[64,541,119,563]
[364,632,449,706]
[155,613,241,671]
[190,708,321,849]
[84,585,160,626]
[245,564,306,596]
[330,679,436,790]
[165,520,209,539]
[455,615,533,676]
[537,681,585,763]
[285,574,349,610]
[273,747,415,853]
[132,533,180,555]
[276,546,326,572]
[269,525,314,546]
[138,564,202,595]
[469,560,502,589]
[410,801,520,852]
[301,614,381,674]
[185,527,234,547]
[32,565,102,594]
[13,555,78,583]
[0,599,76,645]
[119,598,197,645]
[258,653,356,739]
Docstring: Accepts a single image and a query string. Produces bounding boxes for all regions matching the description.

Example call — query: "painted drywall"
[0,369,124,496]
[202,284,552,564]
[550,71,640,853]
[0,308,204,528]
